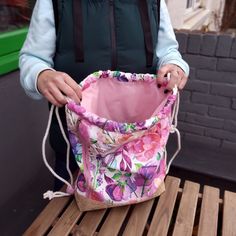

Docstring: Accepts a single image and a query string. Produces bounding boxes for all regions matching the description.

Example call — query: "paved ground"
[0,164,54,236]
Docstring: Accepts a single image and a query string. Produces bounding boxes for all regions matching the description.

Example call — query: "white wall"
[166,0,187,29]
[166,0,226,31]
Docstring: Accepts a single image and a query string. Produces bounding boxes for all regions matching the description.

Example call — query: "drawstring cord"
[166,87,181,174]
[42,105,75,200]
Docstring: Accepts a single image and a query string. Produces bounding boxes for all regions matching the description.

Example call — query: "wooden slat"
[48,199,82,236]
[198,186,220,236]
[74,209,106,236]
[97,205,130,236]
[147,176,181,236]
[222,190,236,236]
[23,196,71,236]
[172,180,200,236]
[123,199,154,236]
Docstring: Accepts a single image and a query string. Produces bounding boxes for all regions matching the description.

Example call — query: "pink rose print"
[126,133,161,162]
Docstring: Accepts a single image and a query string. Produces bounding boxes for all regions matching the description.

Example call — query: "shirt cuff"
[35,66,55,98]
[159,59,190,77]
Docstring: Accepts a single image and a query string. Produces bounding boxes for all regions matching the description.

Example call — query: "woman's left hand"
[156,64,188,91]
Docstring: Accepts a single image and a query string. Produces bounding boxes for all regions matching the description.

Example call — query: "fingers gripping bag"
[43,70,181,211]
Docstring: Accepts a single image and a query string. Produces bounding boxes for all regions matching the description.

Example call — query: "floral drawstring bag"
[43,70,181,212]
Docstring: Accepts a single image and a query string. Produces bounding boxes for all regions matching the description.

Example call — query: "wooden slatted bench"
[23,176,236,236]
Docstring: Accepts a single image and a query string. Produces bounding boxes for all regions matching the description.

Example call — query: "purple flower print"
[96,154,102,161]
[97,176,103,186]
[104,121,116,132]
[122,151,132,169]
[106,184,124,201]
[120,159,125,171]
[139,166,157,179]
[126,178,138,197]
[134,165,157,197]
[89,163,96,171]
[117,74,129,82]
[135,165,157,186]
[69,131,77,147]
[118,123,127,134]
[77,173,86,192]
[136,121,146,128]
[104,174,114,184]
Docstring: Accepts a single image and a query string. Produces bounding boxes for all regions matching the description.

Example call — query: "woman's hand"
[157,64,188,91]
[37,70,82,107]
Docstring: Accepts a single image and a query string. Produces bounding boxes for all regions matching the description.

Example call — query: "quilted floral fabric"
[65,70,178,211]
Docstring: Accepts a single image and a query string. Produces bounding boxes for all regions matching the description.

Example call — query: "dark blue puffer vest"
[49,0,161,156]
[52,0,161,83]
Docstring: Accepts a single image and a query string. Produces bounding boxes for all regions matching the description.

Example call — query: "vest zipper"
[109,0,117,70]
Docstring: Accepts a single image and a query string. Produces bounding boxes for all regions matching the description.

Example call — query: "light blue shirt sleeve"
[156,0,189,76]
[19,0,56,100]
[19,0,189,100]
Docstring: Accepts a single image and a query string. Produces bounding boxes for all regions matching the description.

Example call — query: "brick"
[185,80,210,93]
[216,34,233,57]
[217,58,236,72]
[222,140,236,152]
[180,102,208,115]
[200,33,217,56]
[183,55,217,70]
[185,133,221,148]
[205,128,236,142]
[211,83,236,97]
[178,121,205,135]
[178,112,186,121]
[189,67,196,80]
[233,99,236,110]
[192,92,231,107]
[187,33,202,54]
[186,113,224,129]
[231,38,236,58]
[176,32,188,54]
[224,120,236,132]
[196,69,236,84]
[209,106,236,120]
[180,90,191,102]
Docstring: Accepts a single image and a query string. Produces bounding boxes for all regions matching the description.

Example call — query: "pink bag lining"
[81,77,168,123]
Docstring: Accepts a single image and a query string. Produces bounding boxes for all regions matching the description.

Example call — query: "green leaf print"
[135,163,142,170]
[113,71,121,77]
[91,139,97,144]
[112,172,122,180]
[156,153,161,161]
[108,167,116,172]
[93,71,100,77]
[79,165,84,173]
[75,154,82,163]
[125,173,132,177]
[152,117,159,125]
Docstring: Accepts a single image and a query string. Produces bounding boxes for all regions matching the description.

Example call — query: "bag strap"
[137,0,154,67]
[73,0,85,62]
[55,0,161,65]
[42,105,75,200]
[157,0,161,28]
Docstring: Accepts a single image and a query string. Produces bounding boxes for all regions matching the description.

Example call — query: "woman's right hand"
[37,69,82,107]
